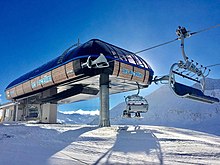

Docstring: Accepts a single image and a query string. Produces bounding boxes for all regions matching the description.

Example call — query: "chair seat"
[173,82,219,103]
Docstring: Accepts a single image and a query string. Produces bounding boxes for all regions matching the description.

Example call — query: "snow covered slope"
[1,123,220,165]
[57,78,220,134]
[107,78,220,135]
[57,110,98,124]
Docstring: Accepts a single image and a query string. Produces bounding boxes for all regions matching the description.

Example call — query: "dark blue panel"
[174,82,219,103]
[174,82,204,96]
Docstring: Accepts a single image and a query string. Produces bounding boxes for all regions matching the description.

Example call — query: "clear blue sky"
[0,0,220,111]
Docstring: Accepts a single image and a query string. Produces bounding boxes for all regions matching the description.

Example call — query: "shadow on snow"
[94,125,163,165]
[0,123,97,165]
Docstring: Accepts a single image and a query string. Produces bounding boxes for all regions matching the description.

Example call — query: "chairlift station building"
[0,39,154,126]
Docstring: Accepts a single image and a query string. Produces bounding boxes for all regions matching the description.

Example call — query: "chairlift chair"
[123,84,149,118]
[169,26,219,104]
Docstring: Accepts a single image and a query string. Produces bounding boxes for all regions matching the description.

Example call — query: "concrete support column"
[2,109,6,122]
[40,87,57,123]
[14,104,18,121]
[41,103,57,123]
[0,109,6,122]
[99,73,110,127]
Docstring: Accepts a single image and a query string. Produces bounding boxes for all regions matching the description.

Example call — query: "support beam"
[14,104,19,121]
[99,73,110,127]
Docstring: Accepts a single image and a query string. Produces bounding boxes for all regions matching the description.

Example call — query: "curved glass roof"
[6,39,153,90]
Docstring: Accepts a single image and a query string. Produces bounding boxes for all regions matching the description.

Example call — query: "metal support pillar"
[99,73,110,127]
[14,104,19,121]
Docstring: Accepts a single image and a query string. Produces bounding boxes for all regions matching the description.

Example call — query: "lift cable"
[134,38,178,54]
[107,37,178,64]
[79,24,220,69]
[134,23,220,55]
[203,63,220,68]
[190,24,220,35]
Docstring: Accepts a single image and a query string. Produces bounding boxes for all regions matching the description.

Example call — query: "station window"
[139,56,150,68]
[105,45,119,59]
[126,54,136,65]
[112,47,128,61]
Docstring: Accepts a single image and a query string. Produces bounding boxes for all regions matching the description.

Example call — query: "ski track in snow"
[0,123,220,165]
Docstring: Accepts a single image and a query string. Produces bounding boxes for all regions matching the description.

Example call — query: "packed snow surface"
[1,123,220,165]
